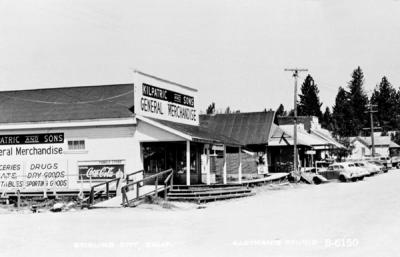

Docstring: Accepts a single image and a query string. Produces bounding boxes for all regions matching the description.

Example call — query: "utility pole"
[284,68,308,178]
[365,104,378,157]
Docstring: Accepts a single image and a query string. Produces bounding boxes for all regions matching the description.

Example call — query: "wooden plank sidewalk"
[234,172,289,185]
[93,185,165,208]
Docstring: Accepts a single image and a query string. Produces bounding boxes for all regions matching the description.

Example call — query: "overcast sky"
[1,0,400,113]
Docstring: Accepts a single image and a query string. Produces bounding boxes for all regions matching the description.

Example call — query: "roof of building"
[0,84,135,123]
[268,124,312,146]
[278,125,329,147]
[311,129,346,149]
[277,116,315,131]
[199,111,275,145]
[351,136,400,148]
[143,117,243,147]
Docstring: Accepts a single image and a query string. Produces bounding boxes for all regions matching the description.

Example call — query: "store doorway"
[141,141,201,185]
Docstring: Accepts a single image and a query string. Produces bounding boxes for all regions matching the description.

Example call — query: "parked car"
[326,163,364,182]
[315,161,331,173]
[345,162,368,179]
[351,162,370,177]
[373,156,392,170]
[353,161,380,176]
[368,160,388,173]
[390,156,400,169]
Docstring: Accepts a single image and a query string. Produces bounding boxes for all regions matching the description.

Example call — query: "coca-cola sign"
[78,164,124,180]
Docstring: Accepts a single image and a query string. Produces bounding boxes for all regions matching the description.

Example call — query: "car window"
[348,164,354,167]
[339,165,344,169]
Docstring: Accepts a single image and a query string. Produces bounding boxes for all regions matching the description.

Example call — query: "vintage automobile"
[361,161,382,175]
[327,163,364,182]
[353,161,377,176]
[372,156,392,170]
[390,156,400,169]
[368,160,388,173]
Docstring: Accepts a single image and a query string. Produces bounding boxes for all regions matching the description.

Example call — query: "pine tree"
[348,66,368,135]
[276,104,287,117]
[332,87,353,137]
[297,74,323,118]
[371,76,397,131]
[274,104,287,124]
[321,107,333,130]
[391,132,400,146]
[206,102,215,114]
[224,106,231,114]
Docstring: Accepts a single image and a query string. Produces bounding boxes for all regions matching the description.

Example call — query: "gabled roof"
[390,141,400,148]
[0,84,134,124]
[311,129,346,149]
[351,136,400,148]
[140,116,243,147]
[278,125,329,147]
[199,111,275,145]
[268,124,311,146]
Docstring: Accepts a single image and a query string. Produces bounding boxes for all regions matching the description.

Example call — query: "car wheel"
[339,175,347,182]
[313,177,321,185]
[351,177,358,182]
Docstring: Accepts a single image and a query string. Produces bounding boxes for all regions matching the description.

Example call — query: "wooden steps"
[167,185,255,203]
[169,186,245,193]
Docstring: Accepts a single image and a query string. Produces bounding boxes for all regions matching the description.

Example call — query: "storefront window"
[68,140,85,150]
[142,142,200,184]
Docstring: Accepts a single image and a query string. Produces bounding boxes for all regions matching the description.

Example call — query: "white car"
[353,162,373,176]
[327,163,364,182]
[368,161,386,173]
[358,161,381,175]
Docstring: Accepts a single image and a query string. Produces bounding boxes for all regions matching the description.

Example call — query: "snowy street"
[2,171,400,257]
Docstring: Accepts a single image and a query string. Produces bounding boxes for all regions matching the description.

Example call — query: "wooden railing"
[121,169,174,207]
[88,177,121,206]
[84,170,145,207]
[125,170,144,184]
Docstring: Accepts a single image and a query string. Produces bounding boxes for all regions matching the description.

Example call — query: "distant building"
[274,116,345,170]
[348,136,400,159]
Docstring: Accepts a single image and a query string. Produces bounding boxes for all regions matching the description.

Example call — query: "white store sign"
[134,71,199,126]
[0,133,68,191]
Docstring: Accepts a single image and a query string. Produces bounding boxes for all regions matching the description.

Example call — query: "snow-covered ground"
[2,171,400,257]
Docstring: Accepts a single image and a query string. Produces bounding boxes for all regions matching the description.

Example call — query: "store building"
[348,135,400,159]
[0,71,242,195]
[200,111,276,179]
[271,116,345,171]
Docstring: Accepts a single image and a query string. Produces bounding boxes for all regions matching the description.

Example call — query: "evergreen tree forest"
[273,66,400,143]
[206,66,400,144]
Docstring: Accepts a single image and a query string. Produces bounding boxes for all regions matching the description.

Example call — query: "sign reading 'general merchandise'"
[0,133,67,191]
[134,71,199,126]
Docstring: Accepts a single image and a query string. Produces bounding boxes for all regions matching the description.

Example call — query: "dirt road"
[1,171,400,257]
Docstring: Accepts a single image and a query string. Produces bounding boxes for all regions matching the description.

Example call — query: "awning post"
[223,145,227,184]
[206,145,211,185]
[238,146,242,184]
[186,140,190,186]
